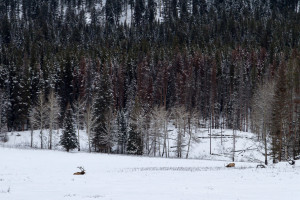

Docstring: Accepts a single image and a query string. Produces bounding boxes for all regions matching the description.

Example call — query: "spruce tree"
[92,64,114,152]
[146,0,156,24]
[60,105,78,152]
[126,123,142,155]
[126,98,143,155]
[134,0,145,25]
[105,0,115,24]
[271,65,288,162]
[117,110,127,154]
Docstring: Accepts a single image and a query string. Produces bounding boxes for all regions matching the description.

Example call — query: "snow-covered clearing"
[0,147,299,200]
[1,129,299,199]
[1,127,265,162]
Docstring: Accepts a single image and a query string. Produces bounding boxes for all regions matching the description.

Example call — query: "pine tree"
[146,0,156,24]
[58,54,74,117]
[1,15,11,44]
[92,63,114,152]
[192,0,200,17]
[271,65,288,162]
[60,105,78,152]
[105,0,115,24]
[179,0,189,20]
[126,123,142,155]
[117,109,127,154]
[126,97,143,155]
[134,0,145,25]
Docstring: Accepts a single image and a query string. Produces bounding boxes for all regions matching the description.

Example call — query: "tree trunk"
[209,116,212,155]
[49,124,53,150]
[153,124,157,156]
[164,119,168,158]
[186,118,192,159]
[40,129,43,149]
[221,115,223,145]
[31,127,33,148]
[87,123,91,153]
[78,128,80,151]
[279,125,282,162]
[263,121,268,165]
[232,129,235,162]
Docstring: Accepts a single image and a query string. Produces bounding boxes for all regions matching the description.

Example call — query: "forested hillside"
[0,0,299,163]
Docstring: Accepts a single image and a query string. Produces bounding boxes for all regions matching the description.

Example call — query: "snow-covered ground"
[0,127,265,163]
[0,147,299,200]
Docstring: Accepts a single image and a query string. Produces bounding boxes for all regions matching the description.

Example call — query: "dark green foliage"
[0,0,299,156]
[126,123,142,155]
[60,106,78,152]
[92,64,114,152]
[1,15,10,44]
[134,0,145,25]
[105,0,115,24]
[126,97,143,155]
[58,54,75,115]
[146,0,156,24]
[271,65,288,162]
[105,0,122,24]
[117,110,127,154]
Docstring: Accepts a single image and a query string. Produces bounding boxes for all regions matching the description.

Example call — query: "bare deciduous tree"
[172,106,188,158]
[84,101,98,153]
[150,107,160,156]
[160,107,169,158]
[186,110,198,159]
[150,106,169,157]
[29,92,48,149]
[47,90,60,149]
[73,97,85,151]
[251,81,275,165]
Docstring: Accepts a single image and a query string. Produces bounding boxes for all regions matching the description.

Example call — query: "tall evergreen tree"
[58,54,74,117]
[146,0,156,24]
[92,63,114,152]
[127,97,143,155]
[134,0,145,25]
[126,123,143,155]
[60,104,78,152]
[192,0,200,17]
[1,15,11,44]
[271,65,288,162]
[105,0,115,24]
[117,109,127,154]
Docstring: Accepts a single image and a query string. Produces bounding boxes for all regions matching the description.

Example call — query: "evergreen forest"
[0,0,299,163]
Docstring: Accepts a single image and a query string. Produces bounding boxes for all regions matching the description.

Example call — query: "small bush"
[0,133,9,143]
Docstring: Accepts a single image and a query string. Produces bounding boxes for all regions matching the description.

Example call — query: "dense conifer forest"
[0,0,299,162]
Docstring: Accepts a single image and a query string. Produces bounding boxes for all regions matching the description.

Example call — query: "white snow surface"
[0,147,300,200]
[1,127,267,162]
[1,128,300,199]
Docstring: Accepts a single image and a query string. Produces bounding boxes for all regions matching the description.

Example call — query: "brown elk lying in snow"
[73,166,85,175]
[226,163,235,168]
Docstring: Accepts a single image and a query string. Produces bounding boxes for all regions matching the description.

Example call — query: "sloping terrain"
[0,147,299,200]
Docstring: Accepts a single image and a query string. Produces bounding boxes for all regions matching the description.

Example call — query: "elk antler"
[78,166,85,172]
[73,166,85,175]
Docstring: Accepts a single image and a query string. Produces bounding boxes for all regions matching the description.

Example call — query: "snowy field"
[1,129,299,199]
[0,147,300,200]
